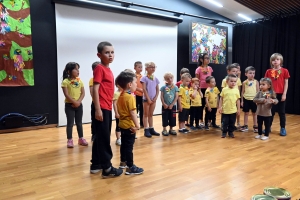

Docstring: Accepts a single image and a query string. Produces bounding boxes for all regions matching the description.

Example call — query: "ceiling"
[190,0,263,22]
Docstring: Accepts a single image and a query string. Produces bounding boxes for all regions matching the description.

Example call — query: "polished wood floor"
[0,114,300,200]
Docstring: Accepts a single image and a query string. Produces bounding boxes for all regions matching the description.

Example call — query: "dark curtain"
[233,14,300,114]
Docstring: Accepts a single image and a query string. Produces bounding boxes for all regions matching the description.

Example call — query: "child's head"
[245,66,255,80]
[97,41,114,65]
[63,62,79,79]
[115,71,137,93]
[226,74,237,88]
[145,62,156,75]
[259,78,276,98]
[226,64,238,75]
[205,76,216,87]
[181,73,191,87]
[134,61,143,73]
[124,68,135,75]
[92,61,101,71]
[180,68,190,76]
[191,77,200,89]
[164,72,174,85]
[270,53,283,68]
[198,53,209,66]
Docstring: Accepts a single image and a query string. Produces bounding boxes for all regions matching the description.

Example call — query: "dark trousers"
[200,88,206,121]
[271,94,286,128]
[205,107,217,126]
[91,103,113,169]
[91,102,95,136]
[257,115,272,136]
[120,128,136,168]
[190,106,202,126]
[162,105,176,127]
[222,113,236,135]
[65,103,83,139]
[136,95,144,126]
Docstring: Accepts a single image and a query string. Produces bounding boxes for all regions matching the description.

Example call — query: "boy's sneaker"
[253,126,258,133]
[185,123,190,127]
[183,128,190,133]
[102,166,123,178]
[115,138,121,146]
[195,125,203,130]
[125,165,144,175]
[67,139,74,148]
[119,162,128,169]
[229,133,235,138]
[255,134,262,139]
[261,136,269,140]
[78,138,88,146]
[149,128,160,136]
[90,164,102,174]
[221,133,226,138]
[169,130,177,135]
[190,126,197,131]
[204,126,209,131]
[280,128,287,136]
[240,125,248,132]
[212,124,220,128]
[162,130,169,136]
[179,129,188,134]
[144,129,152,138]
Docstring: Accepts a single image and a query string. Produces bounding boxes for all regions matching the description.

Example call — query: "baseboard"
[0,124,58,134]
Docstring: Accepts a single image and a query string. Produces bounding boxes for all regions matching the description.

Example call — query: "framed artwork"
[189,21,228,65]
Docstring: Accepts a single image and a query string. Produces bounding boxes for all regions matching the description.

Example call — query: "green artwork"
[0,0,34,86]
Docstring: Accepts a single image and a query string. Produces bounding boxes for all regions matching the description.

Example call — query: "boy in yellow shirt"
[115,70,143,175]
[189,78,203,130]
[178,73,191,133]
[219,74,241,138]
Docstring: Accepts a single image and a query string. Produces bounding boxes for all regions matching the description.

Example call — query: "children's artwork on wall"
[0,0,33,86]
[189,22,227,65]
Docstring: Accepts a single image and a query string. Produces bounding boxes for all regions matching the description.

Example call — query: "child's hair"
[231,63,240,68]
[92,61,101,70]
[198,53,208,66]
[62,62,79,80]
[97,41,112,53]
[226,74,237,81]
[115,71,136,89]
[180,68,190,75]
[260,78,276,98]
[145,62,156,69]
[245,66,255,73]
[270,53,283,68]
[134,61,142,67]
[205,76,215,84]
[124,68,135,74]
[226,64,238,71]
[181,73,192,80]
[191,77,199,83]
[164,72,174,80]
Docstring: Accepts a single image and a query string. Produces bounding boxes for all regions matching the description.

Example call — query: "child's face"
[236,66,241,74]
[245,70,255,80]
[97,46,114,65]
[272,57,281,67]
[260,81,270,92]
[209,78,216,87]
[227,77,237,88]
[192,81,199,89]
[202,55,210,65]
[165,75,173,85]
[182,77,191,87]
[228,68,238,76]
[146,65,156,75]
[134,64,143,73]
[71,65,79,78]
[129,77,137,93]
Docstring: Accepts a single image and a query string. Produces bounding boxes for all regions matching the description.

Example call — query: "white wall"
[55,4,178,126]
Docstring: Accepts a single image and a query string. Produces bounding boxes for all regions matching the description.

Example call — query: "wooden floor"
[1,114,300,200]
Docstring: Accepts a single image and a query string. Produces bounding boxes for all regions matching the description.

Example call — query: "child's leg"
[204,107,209,126]
[200,88,206,122]
[65,103,75,139]
[211,108,217,125]
[228,113,236,137]
[195,106,201,126]
[162,106,168,131]
[148,102,156,127]
[143,102,150,128]
[252,113,257,126]
[115,118,121,139]
[257,115,263,135]
[277,95,286,128]
[236,114,240,126]
[169,105,176,130]
[91,102,95,140]
[74,104,84,138]
[120,129,126,163]
[137,96,144,126]
[121,128,135,167]
[221,114,229,137]
[189,106,195,127]
[243,112,249,126]
[264,116,272,137]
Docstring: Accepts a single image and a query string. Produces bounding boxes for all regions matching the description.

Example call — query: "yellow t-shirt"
[178,86,190,109]
[243,79,257,100]
[221,77,242,89]
[113,91,120,101]
[89,78,93,87]
[61,78,84,103]
[189,89,201,107]
[117,92,136,129]
[220,87,240,114]
[205,87,220,108]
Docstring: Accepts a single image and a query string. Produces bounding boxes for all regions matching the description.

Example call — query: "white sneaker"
[135,135,137,139]
[116,138,121,146]
[261,136,269,140]
[255,135,261,139]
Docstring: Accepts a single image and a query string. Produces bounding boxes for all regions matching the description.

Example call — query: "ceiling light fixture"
[238,13,252,21]
[207,0,223,8]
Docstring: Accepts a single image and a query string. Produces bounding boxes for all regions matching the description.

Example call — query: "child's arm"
[253,92,266,104]
[89,86,93,98]
[205,96,211,111]
[169,92,178,109]
[240,82,245,107]
[113,99,120,119]
[93,83,103,121]
[190,89,197,99]
[153,84,159,102]
[160,91,168,109]
[218,96,223,114]
[236,98,240,116]
[269,97,279,105]
[256,80,259,93]
[178,96,182,112]
[78,86,85,103]
[142,82,152,104]
[62,87,77,105]
[282,79,288,101]
[130,109,140,133]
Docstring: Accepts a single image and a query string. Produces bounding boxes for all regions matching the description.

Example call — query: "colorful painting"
[190,22,227,64]
[0,0,33,86]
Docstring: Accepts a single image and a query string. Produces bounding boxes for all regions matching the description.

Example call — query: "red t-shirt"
[265,67,290,94]
[93,64,114,110]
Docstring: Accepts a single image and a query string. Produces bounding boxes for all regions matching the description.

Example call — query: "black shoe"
[169,130,177,135]
[229,132,235,138]
[204,126,209,131]
[102,166,123,178]
[125,165,144,175]
[144,129,152,138]
[149,128,160,136]
[90,164,102,174]
[195,125,203,130]
[233,126,237,131]
[212,124,220,128]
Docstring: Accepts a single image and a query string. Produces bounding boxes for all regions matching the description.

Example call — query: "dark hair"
[62,62,79,80]
[134,61,142,67]
[180,68,190,75]
[181,73,191,80]
[115,71,136,89]
[226,64,238,71]
[245,66,255,73]
[92,61,101,70]
[97,41,112,53]
[231,63,240,68]
[226,74,237,81]
[198,53,208,66]
[205,76,215,84]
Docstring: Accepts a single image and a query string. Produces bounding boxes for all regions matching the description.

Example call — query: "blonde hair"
[164,72,173,80]
[270,53,283,68]
[145,62,156,69]
[181,73,191,80]
[260,78,276,98]
[191,77,199,83]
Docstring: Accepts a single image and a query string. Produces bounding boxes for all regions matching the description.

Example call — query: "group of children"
[61,41,289,178]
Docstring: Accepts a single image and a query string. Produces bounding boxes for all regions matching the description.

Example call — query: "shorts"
[242,98,257,113]
[179,108,190,122]
[115,118,120,132]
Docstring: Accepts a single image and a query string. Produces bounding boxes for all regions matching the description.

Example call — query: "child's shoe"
[221,133,226,138]
[212,124,220,128]
[149,128,160,136]
[102,166,123,178]
[253,126,258,133]
[261,136,269,140]
[195,125,203,130]
[125,165,144,175]
[115,138,121,146]
[119,162,128,169]
[162,130,169,136]
[240,125,248,132]
[169,130,177,135]
[190,126,197,131]
[229,132,235,138]
[144,129,152,138]
[280,128,287,136]
[90,164,102,174]
[78,138,88,146]
[179,129,188,134]
[204,126,210,131]
[67,139,74,148]
[255,134,262,139]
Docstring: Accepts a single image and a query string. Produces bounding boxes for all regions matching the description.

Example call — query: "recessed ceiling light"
[238,13,252,21]
[207,0,223,8]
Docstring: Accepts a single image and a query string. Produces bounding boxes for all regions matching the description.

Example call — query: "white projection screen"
[55,4,178,126]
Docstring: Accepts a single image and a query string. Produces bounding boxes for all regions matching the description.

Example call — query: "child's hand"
[241,101,244,107]
[168,104,173,109]
[207,107,212,112]
[147,99,153,104]
[281,94,286,101]
[95,109,103,121]
[163,104,168,109]
[130,127,139,133]
[193,85,198,90]
[218,108,222,114]
[72,101,81,108]
[152,98,157,102]
[115,113,120,119]
[237,109,240,116]
[179,107,183,112]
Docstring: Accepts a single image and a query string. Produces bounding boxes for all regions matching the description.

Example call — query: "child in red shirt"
[265,53,290,136]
